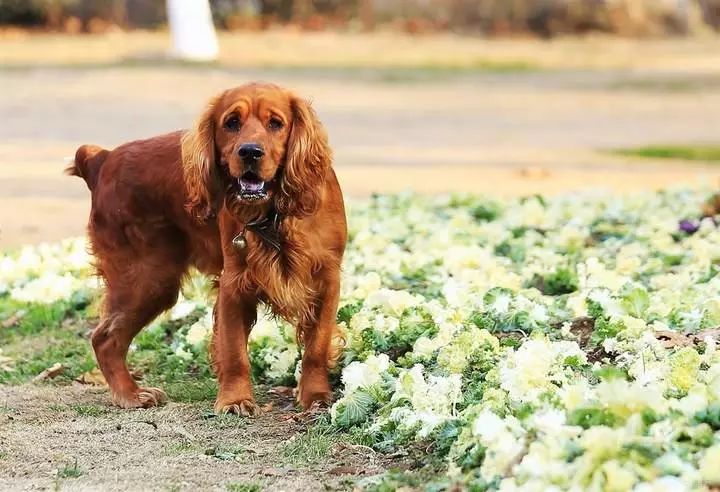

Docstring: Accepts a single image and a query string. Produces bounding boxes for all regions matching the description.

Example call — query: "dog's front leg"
[298,266,342,409]
[212,282,260,416]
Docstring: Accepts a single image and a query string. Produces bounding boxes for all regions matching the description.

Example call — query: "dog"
[68,83,346,414]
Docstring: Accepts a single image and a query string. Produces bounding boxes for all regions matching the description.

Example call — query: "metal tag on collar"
[232,230,247,250]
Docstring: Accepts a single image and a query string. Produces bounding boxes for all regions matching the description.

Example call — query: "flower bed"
[2,189,720,490]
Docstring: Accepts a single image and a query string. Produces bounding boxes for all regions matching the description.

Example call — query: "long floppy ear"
[276,95,332,217]
[181,93,223,221]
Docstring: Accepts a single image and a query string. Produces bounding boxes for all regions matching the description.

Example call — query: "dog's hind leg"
[91,250,187,409]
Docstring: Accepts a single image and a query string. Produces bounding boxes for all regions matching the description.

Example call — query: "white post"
[167,0,219,62]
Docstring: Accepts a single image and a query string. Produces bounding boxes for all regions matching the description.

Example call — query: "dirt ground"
[1,32,720,490]
[0,384,394,491]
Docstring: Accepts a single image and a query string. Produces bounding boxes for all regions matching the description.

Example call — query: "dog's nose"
[238,143,264,161]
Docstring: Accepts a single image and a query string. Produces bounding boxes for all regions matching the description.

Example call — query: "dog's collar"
[232,207,283,252]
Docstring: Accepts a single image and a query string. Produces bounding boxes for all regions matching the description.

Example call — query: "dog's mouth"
[236,171,270,202]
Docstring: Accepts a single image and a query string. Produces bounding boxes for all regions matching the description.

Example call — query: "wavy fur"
[181,92,224,221]
[275,96,332,217]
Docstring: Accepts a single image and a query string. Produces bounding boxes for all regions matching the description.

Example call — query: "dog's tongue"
[240,177,264,193]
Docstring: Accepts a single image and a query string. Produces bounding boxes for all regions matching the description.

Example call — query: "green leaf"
[334,390,376,429]
[568,407,619,429]
[337,301,363,325]
[694,404,720,431]
[594,365,629,381]
[620,284,650,318]
[590,317,623,347]
[470,201,502,223]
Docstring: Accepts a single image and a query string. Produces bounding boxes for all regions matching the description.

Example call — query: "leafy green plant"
[568,407,619,429]
[333,390,377,429]
[528,267,579,295]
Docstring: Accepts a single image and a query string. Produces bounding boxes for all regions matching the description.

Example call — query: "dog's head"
[182,83,331,220]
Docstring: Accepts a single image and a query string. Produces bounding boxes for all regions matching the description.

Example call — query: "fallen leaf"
[654,330,694,348]
[269,386,295,397]
[0,354,14,371]
[279,412,298,422]
[694,328,720,342]
[335,442,376,456]
[76,368,107,386]
[174,425,196,441]
[654,328,720,348]
[2,311,25,328]
[260,402,274,412]
[701,193,720,217]
[33,363,65,381]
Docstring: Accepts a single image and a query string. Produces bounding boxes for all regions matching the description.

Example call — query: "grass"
[165,440,249,461]
[56,460,83,479]
[204,444,247,461]
[201,412,251,431]
[160,379,218,403]
[0,295,218,402]
[613,144,720,163]
[164,441,204,456]
[0,298,96,385]
[281,420,340,467]
[226,482,262,492]
[72,404,109,417]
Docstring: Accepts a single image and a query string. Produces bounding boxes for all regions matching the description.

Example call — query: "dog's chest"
[232,231,317,323]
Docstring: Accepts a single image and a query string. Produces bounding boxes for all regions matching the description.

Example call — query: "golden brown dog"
[69,83,346,413]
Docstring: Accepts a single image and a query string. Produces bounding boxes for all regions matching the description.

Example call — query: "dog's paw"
[215,399,261,417]
[113,387,167,409]
[298,389,332,411]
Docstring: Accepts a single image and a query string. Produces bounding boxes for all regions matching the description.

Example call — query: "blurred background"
[1,0,720,247]
[1,0,719,36]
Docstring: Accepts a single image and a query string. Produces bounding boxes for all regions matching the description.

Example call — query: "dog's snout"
[238,143,265,161]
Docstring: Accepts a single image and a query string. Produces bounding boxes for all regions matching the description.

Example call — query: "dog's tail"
[65,144,109,191]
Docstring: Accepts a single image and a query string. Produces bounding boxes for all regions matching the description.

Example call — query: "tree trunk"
[112,0,127,28]
[167,0,219,61]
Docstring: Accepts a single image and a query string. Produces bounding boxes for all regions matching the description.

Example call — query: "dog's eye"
[224,115,241,131]
[268,117,284,131]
